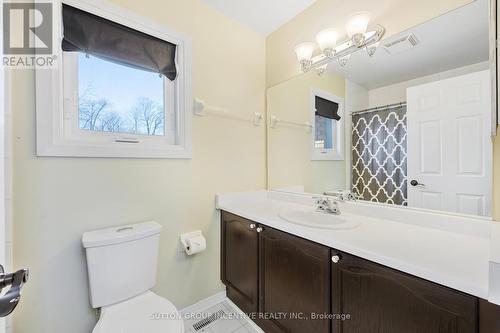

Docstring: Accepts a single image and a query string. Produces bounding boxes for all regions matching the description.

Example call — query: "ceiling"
[327,0,489,89]
[202,0,317,36]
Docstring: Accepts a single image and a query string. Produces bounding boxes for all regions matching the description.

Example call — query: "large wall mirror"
[267,0,494,217]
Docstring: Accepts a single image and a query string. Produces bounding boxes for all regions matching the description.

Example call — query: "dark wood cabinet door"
[479,299,500,333]
[258,226,330,333]
[332,251,478,333]
[221,211,258,314]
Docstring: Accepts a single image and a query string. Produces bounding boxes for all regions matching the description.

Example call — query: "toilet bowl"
[82,221,183,333]
[92,291,183,333]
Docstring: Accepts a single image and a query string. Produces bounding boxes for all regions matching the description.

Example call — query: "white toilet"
[82,221,184,333]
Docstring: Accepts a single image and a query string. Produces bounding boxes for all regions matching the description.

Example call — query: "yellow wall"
[11,1,266,332]
[266,0,473,87]
[267,71,345,193]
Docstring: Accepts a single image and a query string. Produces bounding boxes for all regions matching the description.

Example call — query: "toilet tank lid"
[82,221,162,248]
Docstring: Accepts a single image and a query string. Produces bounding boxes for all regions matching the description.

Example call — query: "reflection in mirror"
[267,0,492,217]
[268,71,347,195]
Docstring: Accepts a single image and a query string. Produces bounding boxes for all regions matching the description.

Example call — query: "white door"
[407,70,492,216]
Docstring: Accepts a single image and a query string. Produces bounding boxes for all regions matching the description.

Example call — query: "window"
[36,1,192,158]
[310,89,344,160]
[63,52,177,144]
[76,53,168,137]
[314,116,335,149]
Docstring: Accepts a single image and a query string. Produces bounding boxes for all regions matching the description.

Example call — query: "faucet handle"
[336,191,357,202]
[345,191,357,201]
[312,197,325,205]
[330,204,340,214]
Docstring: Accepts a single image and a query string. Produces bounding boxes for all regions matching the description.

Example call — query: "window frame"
[62,52,177,143]
[310,88,345,161]
[36,0,192,158]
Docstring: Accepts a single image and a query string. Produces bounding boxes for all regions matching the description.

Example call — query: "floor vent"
[193,309,225,331]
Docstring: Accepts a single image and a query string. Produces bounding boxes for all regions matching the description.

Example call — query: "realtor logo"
[2,2,56,68]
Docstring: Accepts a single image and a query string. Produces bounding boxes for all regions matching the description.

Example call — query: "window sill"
[36,140,192,159]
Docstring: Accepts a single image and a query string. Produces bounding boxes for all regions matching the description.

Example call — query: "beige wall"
[266,0,473,88]
[267,71,345,193]
[11,1,266,332]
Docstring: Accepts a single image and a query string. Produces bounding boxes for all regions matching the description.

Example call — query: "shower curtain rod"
[350,101,407,115]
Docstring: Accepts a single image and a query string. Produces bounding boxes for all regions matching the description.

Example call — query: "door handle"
[0,265,29,317]
[256,227,264,233]
[410,180,425,187]
[332,255,341,264]
[249,223,256,230]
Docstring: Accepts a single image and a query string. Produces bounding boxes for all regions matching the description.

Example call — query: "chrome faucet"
[314,197,341,215]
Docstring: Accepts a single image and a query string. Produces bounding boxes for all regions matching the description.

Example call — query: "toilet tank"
[82,221,162,308]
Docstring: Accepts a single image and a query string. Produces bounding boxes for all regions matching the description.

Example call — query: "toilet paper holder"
[180,231,206,256]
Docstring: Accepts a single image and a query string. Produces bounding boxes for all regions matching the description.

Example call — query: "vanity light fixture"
[316,29,338,58]
[294,11,384,73]
[366,42,380,57]
[294,42,316,72]
[316,64,328,76]
[338,54,351,67]
[345,11,371,46]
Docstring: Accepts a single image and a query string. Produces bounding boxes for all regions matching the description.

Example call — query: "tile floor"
[183,300,262,333]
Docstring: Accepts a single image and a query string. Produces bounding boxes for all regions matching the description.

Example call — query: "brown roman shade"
[315,96,340,120]
[61,4,177,80]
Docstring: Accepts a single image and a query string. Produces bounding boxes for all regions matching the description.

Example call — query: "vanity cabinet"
[331,251,478,333]
[220,211,500,333]
[221,211,330,333]
[220,211,259,313]
[258,225,330,333]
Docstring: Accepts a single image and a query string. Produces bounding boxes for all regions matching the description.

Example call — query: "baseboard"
[180,290,227,314]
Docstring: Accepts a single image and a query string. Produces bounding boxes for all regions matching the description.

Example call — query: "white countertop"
[216,191,494,302]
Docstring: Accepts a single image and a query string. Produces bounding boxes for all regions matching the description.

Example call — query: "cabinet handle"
[249,224,256,229]
[331,255,341,264]
[256,227,263,233]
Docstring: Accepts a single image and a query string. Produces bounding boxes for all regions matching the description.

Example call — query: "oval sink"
[279,211,359,230]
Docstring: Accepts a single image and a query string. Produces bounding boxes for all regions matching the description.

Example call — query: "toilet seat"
[92,291,184,333]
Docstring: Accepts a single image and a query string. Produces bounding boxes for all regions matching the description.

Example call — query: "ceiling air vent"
[383,33,419,54]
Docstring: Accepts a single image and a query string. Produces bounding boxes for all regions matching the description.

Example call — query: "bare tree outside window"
[79,91,110,131]
[77,53,166,137]
[130,97,164,135]
[98,112,124,132]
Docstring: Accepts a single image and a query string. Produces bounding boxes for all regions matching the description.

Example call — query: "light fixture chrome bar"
[350,101,407,115]
[301,25,385,73]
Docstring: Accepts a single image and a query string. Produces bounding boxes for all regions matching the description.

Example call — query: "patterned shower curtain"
[351,105,407,206]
